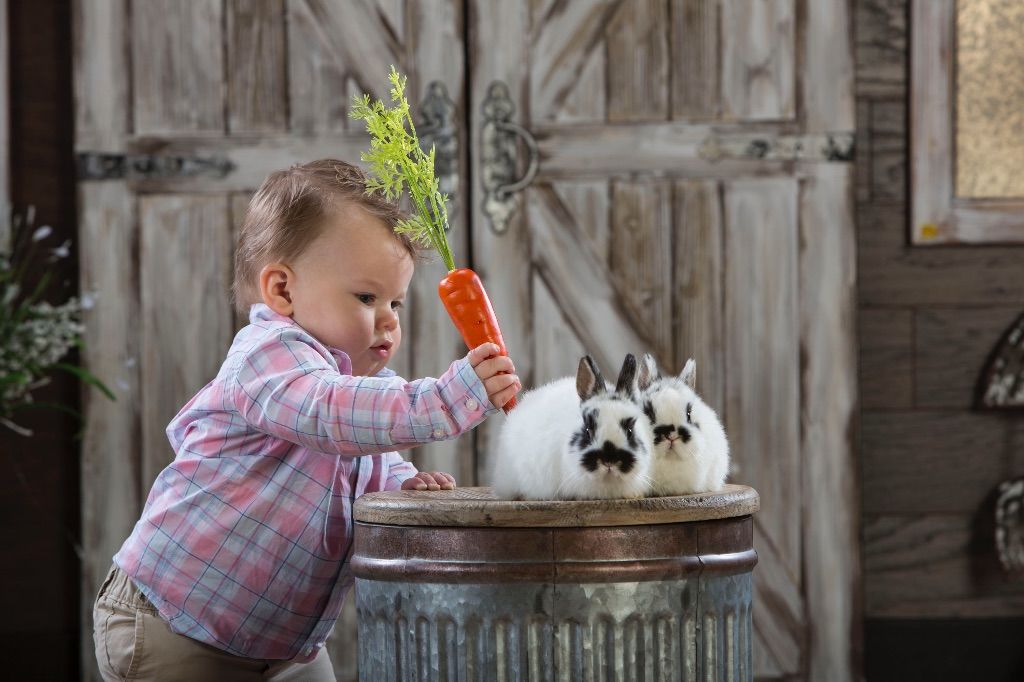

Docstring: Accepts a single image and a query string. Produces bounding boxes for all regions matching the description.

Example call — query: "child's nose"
[380,308,399,330]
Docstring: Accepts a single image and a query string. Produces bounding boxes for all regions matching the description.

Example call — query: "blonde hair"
[232,159,416,314]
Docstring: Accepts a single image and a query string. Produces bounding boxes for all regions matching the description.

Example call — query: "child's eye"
[391,300,403,310]
[356,293,375,305]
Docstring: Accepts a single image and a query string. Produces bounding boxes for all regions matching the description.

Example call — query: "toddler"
[92,159,520,681]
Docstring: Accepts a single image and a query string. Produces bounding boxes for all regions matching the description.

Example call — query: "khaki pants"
[93,565,336,681]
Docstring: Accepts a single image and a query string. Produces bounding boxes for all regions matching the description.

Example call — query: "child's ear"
[259,262,295,317]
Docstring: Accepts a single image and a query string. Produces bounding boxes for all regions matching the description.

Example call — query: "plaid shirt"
[114,304,496,661]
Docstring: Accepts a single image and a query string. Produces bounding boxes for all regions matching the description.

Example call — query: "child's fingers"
[487,374,521,409]
[401,477,428,491]
[416,472,443,490]
[474,355,515,379]
[429,471,456,490]
[468,343,503,367]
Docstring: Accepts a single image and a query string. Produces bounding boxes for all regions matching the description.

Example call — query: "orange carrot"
[438,268,517,412]
[352,68,516,412]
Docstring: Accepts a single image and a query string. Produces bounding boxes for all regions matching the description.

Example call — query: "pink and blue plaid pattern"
[114,304,495,661]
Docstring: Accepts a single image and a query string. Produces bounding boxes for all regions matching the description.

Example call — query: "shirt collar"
[248,303,395,379]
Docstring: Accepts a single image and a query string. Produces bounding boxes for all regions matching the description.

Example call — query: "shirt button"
[433,427,445,438]
[465,398,478,411]
[304,647,314,656]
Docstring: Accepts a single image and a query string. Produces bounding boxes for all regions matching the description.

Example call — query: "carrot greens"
[349,66,456,272]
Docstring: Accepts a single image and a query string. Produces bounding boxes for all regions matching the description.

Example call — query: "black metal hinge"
[76,152,235,181]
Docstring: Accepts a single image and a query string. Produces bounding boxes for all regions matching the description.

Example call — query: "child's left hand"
[401,471,456,491]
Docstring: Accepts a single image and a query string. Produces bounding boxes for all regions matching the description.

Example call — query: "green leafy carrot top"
[350,66,456,272]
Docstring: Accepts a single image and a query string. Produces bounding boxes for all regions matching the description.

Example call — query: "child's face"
[289,206,414,376]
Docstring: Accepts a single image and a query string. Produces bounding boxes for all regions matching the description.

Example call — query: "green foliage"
[0,208,114,436]
[350,66,456,272]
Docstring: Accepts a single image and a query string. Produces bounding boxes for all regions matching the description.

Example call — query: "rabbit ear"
[576,355,605,401]
[680,358,697,389]
[615,353,639,395]
[638,353,660,390]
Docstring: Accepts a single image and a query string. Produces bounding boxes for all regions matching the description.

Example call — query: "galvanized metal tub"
[352,484,759,681]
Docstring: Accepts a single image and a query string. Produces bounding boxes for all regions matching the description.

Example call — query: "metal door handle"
[418,81,459,207]
[481,81,539,234]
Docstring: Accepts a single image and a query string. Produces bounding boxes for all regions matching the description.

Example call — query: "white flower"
[50,240,71,260]
[31,225,53,241]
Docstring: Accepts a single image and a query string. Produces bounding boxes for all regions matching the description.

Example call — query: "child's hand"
[468,343,521,410]
[401,471,456,491]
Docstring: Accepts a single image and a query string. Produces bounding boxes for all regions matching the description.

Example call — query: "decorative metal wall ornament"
[977,311,1024,409]
[480,81,539,235]
[76,152,235,181]
[996,476,1024,573]
[417,81,459,207]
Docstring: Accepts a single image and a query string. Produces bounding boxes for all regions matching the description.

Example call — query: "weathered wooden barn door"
[468,1,859,679]
[74,1,465,679]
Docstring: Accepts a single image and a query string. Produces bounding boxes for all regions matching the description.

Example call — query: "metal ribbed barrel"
[352,484,759,682]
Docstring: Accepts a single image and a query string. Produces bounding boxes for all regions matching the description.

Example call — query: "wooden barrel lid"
[354,483,759,528]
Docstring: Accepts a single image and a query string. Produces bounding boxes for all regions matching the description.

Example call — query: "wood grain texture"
[721,0,795,121]
[672,0,719,121]
[526,184,653,376]
[799,164,860,682]
[528,0,619,123]
[857,203,1024,306]
[131,0,224,134]
[724,177,801,566]
[533,122,796,179]
[804,0,855,132]
[914,307,1023,409]
[404,0,472,486]
[673,180,724,414]
[606,0,668,122]
[909,0,953,243]
[856,0,906,98]
[864,514,1024,617]
[551,180,610,264]
[353,484,760,527]
[78,182,140,682]
[139,195,233,491]
[73,0,130,151]
[530,271,588,387]
[724,177,802,677]
[869,99,905,203]
[859,308,913,410]
[611,180,674,369]
[861,410,1010,515]
[74,2,134,678]
[227,0,287,133]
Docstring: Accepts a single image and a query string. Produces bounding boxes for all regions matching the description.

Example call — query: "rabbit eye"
[686,403,693,423]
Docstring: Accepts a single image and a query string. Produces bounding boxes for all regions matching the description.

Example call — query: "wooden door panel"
[471,2,858,679]
[131,0,225,134]
[227,0,289,134]
[607,0,670,122]
[77,2,467,679]
[610,180,674,369]
[721,0,796,121]
[529,0,620,123]
[724,177,801,568]
[673,180,725,414]
[139,195,234,489]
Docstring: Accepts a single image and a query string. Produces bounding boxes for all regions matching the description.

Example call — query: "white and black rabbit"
[491,354,654,500]
[638,354,730,495]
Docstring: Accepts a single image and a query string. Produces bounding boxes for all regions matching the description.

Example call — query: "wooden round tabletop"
[353,483,759,528]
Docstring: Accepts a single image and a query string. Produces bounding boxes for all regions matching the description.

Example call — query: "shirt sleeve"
[230,327,498,456]
[382,452,419,491]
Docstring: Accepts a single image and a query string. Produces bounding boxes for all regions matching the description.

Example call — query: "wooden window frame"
[911,0,1024,244]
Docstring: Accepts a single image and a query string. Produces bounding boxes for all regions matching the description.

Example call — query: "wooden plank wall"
[857,0,1024,617]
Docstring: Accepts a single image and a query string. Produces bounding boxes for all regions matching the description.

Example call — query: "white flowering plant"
[0,207,113,436]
